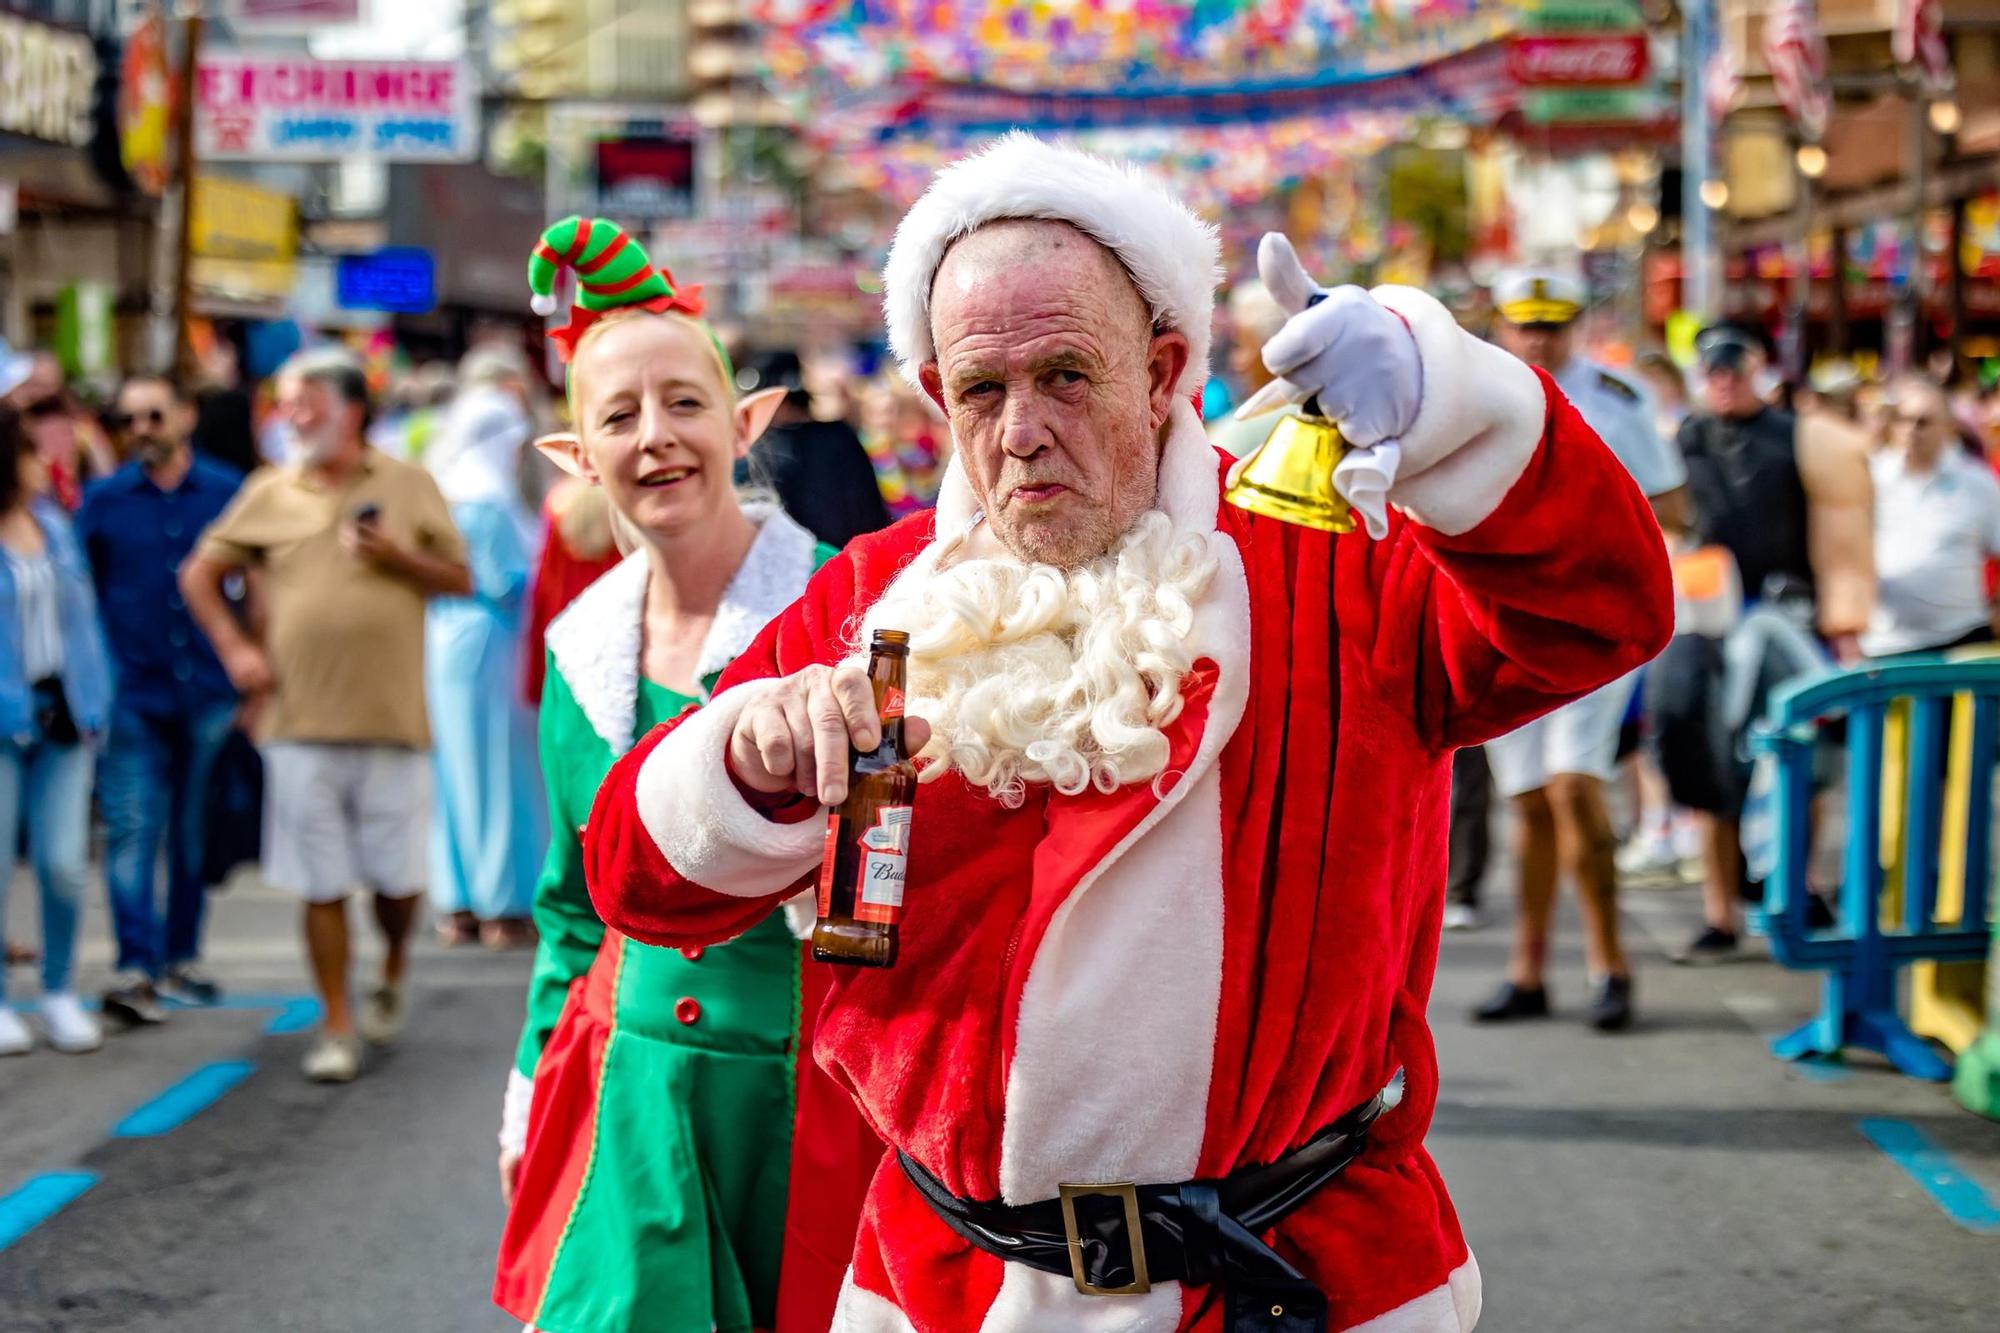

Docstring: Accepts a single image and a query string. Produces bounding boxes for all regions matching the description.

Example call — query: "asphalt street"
[4,861,1998,1332]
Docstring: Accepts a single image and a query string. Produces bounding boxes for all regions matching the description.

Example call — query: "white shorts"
[261,742,431,903]
[1484,671,1640,799]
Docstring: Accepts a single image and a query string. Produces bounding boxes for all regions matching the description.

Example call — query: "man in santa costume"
[583,134,1673,1333]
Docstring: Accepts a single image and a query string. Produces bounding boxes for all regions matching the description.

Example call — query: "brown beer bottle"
[812,630,917,967]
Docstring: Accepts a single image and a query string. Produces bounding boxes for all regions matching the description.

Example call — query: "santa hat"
[527,215,705,362]
[882,132,1221,397]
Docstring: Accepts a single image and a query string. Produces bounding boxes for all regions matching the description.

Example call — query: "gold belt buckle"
[1056,1181,1151,1296]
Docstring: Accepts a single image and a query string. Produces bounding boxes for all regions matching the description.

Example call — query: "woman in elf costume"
[493,217,876,1333]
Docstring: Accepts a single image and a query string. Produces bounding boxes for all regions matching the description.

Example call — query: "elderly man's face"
[920,220,1187,568]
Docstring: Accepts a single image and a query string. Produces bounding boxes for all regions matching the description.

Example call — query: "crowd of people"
[2,138,1997,1332]
[0,321,944,1069]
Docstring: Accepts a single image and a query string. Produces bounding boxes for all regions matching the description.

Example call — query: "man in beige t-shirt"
[182,348,471,1083]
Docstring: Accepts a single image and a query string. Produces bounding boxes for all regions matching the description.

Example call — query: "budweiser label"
[854,805,912,924]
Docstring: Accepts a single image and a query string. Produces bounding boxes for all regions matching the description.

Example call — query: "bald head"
[919,218,1188,568]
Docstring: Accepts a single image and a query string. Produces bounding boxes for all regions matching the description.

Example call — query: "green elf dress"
[493,504,874,1333]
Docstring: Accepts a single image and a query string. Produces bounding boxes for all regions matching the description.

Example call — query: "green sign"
[1519,0,1646,33]
[54,284,112,380]
[1522,88,1669,124]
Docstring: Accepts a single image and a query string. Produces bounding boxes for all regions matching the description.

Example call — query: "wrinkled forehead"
[929,219,1153,351]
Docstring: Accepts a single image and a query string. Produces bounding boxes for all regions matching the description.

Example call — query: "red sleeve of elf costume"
[1353,286,1676,753]
[584,515,937,949]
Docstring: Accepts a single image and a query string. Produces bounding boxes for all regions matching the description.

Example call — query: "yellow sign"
[191,175,296,262]
[190,176,296,307]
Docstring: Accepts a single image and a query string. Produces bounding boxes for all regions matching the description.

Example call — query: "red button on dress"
[680,946,705,961]
[675,997,702,1025]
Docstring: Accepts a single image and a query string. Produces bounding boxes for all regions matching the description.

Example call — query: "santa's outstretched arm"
[582,548,871,949]
[1250,235,1675,752]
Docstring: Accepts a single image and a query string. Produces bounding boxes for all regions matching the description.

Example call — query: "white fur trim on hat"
[882,132,1222,397]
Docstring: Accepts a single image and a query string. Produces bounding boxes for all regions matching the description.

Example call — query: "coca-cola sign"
[1508,33,1649,86]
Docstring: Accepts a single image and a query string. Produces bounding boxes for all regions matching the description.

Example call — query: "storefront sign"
[55,283,113,379]
[0,9,99,148]
[1508,33,1649,86]
[336,248,435,313]
[1518,0,1646,33]
[190,175,297,307]
[594,134,698,221]
[195,56,477,162]
[1521,87,1669,124]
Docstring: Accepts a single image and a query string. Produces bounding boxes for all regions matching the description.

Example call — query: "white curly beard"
[857,510,1217,806]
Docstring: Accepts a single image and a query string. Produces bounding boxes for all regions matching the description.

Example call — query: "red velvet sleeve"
[581,523,934,948]
[1353,368,1675,752]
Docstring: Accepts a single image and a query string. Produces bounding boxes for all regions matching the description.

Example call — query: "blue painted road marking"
[113,1060,255,1138]
[1860,1117,2000,1233]
[264,996,322,1034]
[0,1172,96,1252]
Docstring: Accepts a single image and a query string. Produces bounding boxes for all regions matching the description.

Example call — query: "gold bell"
[1223,396,1355,534]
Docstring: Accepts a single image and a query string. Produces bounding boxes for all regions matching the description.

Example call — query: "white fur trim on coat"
[546,504,821,749]
[831,1269,923,1333]
[635,678,825,897]
[1371,285,1546,537]
[883,132,1221,398]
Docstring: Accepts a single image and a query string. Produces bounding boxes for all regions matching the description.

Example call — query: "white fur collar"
[930,397,1218,544]
[546,503,819,749]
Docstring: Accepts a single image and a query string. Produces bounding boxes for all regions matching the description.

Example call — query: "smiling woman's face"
[570,313,743,541]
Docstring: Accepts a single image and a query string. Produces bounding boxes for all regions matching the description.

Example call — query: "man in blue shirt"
[78,374,242,1025]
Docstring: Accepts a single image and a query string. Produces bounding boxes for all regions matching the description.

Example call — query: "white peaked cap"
[882,132,1223,397]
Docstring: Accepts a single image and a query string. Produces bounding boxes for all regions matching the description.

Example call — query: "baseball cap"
[1695,326,1759,373]
[1492,269,1584,326]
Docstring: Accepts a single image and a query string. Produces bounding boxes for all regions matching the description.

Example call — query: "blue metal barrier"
[1750,657,2000,1081]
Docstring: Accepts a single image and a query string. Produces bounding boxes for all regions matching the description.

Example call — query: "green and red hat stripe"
[527,215,705,362]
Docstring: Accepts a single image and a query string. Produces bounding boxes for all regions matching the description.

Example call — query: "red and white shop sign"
[1507,32,1649,87]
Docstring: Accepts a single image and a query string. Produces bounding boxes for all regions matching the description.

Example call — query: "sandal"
[436,911,479,948]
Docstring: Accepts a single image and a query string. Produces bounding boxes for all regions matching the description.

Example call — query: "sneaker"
[302,1032,362,1083]
[158,964,222,1007]
[101,973,168,1027]
[358,982,406,1046]
[0,1005,30,1056]
[1587,974,1635,1032]
[1441,903,1483,932]
[1472,981,1550,1023]
[40,992,102,1053]
[1672,925,1742,966]
[1616,833,1680,880]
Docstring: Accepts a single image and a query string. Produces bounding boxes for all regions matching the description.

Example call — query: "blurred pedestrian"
[739,348,890,548]
[1658,328,1872,962]
[0,404,114,1057]
[424,347,547,948]
[495,220,873,1333]
[80,375,243,1027]
[1444,745,1490,931]
[856,375,944,519]
[1862,375,2000,657]
[192,338,261,477]
[1474,270,1687,1031]
[181,348,471,1083]
[6,353,116,509]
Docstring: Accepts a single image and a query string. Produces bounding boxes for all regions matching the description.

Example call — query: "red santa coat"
[582,289,1674,1333]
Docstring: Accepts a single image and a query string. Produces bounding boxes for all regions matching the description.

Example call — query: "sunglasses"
[22,397,64,418]
[1893,412,1945,428]
[1513,321,1569,335]
[113,408,169,430]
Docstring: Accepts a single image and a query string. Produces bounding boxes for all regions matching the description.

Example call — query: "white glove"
[499,1067,534,1157]
[1235,234,1424,538]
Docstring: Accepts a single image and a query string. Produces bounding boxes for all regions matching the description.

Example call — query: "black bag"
[201,729,264,889]
[30,677,79,746]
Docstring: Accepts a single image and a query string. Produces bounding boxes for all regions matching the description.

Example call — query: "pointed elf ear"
[535,432,590,480]
[734,387,788,454]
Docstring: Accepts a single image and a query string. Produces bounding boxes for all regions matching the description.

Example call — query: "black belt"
[897,1092,1385,1333]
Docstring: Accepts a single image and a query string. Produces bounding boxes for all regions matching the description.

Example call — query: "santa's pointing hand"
[1234,232,1422,538]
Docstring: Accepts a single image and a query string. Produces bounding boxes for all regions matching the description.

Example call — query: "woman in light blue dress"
[424,366,547,946]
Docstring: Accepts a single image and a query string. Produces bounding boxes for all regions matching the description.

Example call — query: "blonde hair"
[568,307,734,411]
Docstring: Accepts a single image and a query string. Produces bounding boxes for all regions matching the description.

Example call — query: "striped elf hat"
[528,215,705,361]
